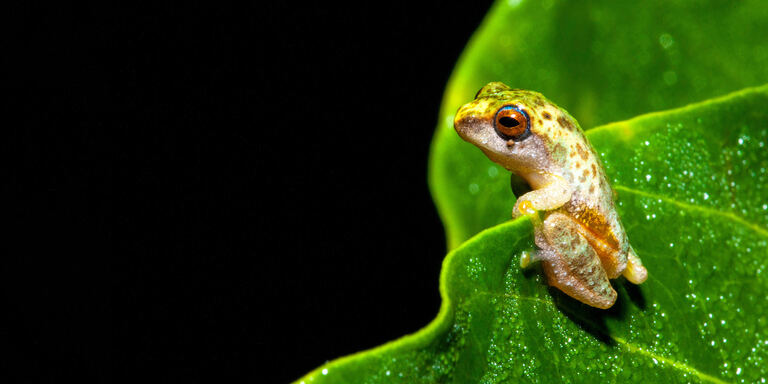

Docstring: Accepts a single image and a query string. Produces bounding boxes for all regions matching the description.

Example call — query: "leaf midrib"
[614,185,768,238]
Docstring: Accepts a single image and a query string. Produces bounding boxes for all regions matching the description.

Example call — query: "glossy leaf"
[430,0,768,248]
[298,85,768,384]
[298,1,768,382]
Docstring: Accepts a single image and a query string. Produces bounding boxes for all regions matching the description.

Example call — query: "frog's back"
[538,108,630,274]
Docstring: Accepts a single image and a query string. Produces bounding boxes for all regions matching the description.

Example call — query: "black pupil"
[499,116,519,128]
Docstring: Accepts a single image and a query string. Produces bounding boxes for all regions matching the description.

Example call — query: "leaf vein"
[614,185,768,238]
[611,337,730,384]
[477,291,730,383]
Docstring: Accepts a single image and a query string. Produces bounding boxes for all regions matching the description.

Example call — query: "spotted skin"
[453,82,647,309]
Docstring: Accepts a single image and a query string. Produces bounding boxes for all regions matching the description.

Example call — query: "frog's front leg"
[512,174,572,218]
[537,212,617,309]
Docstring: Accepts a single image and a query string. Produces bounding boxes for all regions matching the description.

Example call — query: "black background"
[9,1,493,382]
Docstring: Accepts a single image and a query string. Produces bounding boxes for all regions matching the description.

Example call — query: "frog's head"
[454,82,565,174]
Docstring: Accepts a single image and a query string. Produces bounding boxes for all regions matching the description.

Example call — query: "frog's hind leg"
[538,212,617,309]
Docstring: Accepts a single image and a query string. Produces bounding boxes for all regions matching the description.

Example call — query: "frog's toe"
[623,246,648,284]
[514,199,537,217]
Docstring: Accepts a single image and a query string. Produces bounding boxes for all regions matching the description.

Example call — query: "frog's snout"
[453,105,477,141]
[454,107,489,144]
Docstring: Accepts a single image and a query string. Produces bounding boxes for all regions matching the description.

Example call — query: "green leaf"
[430,0,768,248]
[297,85,768,383]
[298,1,768,382]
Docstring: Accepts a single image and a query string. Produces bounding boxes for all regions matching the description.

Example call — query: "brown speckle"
[589,185,595,194]
[583,168,590,178]
[558,115,574,131]
[579,175,586,183]
[553,143,566,158]
[542,111,552,120]
[575,162,581,169]
[576,144,589,161]
[591,163,597,176]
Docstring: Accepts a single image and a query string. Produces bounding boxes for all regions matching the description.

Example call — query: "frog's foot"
[539,212,617,309]
[519,250,540,268]
[512,199,538,219]
[622,246,648,284]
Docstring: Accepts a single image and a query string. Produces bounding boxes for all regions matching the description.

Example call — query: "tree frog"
[453,82,647,309]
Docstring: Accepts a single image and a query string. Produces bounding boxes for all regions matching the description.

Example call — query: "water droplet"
[469,183,479,194]
[322,368,328,375]
[659,33,674,49]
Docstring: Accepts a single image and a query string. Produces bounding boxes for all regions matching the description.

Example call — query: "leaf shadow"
[620,278,647,310]
[548,278,647,346]
[510,173,532,197]
[551,289,618,346]
[519,249,648,347]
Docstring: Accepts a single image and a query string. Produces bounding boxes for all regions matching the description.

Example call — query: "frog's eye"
[494,106,530,141]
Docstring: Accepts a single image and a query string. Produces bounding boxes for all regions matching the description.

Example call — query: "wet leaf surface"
[298,1,768,382]
[298,85,768,384]
[430,0,768,247]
